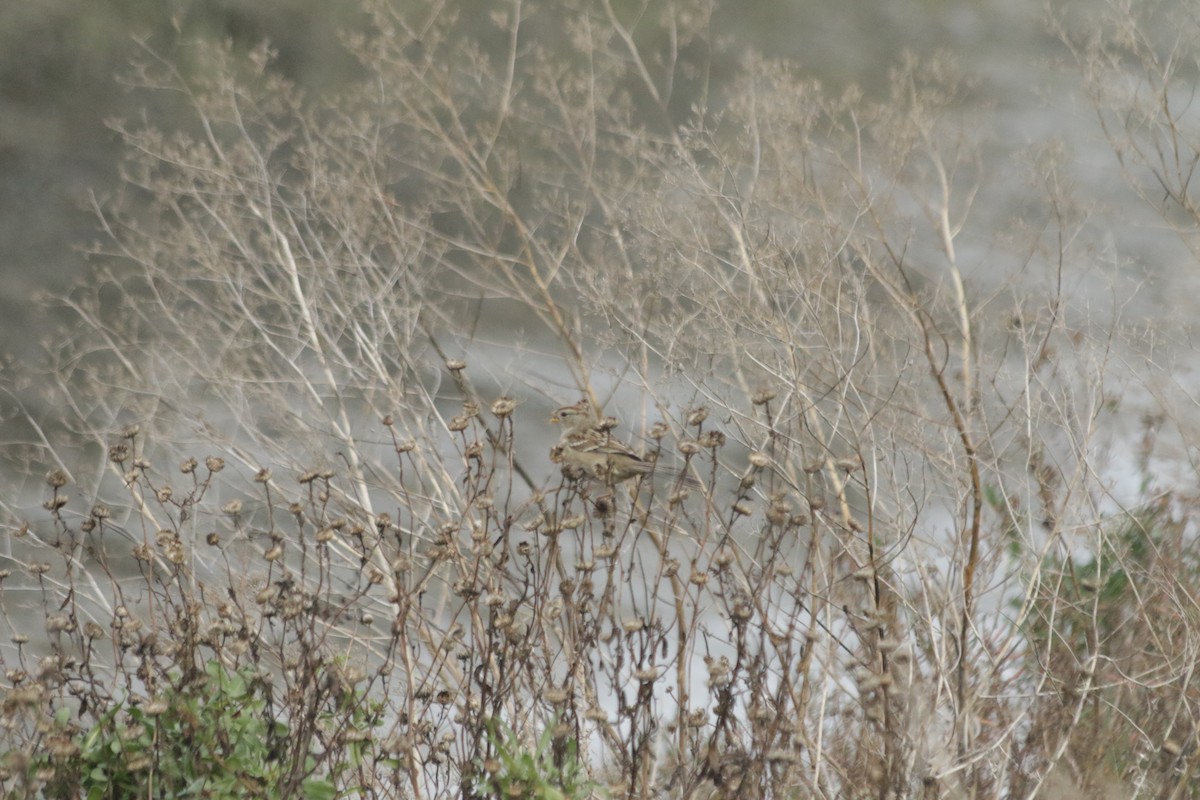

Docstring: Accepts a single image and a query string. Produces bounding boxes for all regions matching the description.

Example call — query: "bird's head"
[550,400,599,432]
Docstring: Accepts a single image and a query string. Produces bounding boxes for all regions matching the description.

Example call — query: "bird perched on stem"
[550,400,696,486]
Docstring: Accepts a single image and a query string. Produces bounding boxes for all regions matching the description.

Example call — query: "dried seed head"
[395,440,415,453]
[687,407,709,426]
[490,396,516,417]
[254,468,271,483]
[748,451,770,469]
[622,618,644,633]
[809,495,826,511]
[834,457,860,473]
[298,469,319,484]
[45,736,78,760]
[121,424,141,439]
[447,415,470,432]
[445,359,466,372]
[634,667,661,683]
[144,699,169,716]
[803,459,825,474]
[206,532,220,546]
[179,457,197,474]
[699,430,726,448]
[222,500,242,515]
[42,496,68,511]
[45,470,68,488]
[706,655,731,684]
[732,501,753,516]
[678,440,700,456]
[649,421,670,440]
[381,414,394,426]
[108,444,130,464]
[205,456,225,473]
[751,389,776,405]
[264,544,283,562]
[155,487,172,503]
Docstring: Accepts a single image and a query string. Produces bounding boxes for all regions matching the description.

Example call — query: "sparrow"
[550,400,695,485]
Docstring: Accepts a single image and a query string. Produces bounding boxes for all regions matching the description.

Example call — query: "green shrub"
[21,660,336,800]
[476,719,597,800]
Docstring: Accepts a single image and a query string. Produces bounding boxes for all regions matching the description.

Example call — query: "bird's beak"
[549,413,561,424]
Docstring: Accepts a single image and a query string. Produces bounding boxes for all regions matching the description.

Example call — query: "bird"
[550,400,695,485]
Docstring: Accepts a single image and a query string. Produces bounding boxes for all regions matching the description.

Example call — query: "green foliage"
[25,660,336,800]
[1024,500,1170,654]
[476,718,598,800]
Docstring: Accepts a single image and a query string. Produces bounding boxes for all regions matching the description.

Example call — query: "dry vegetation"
[1,1,1199,798]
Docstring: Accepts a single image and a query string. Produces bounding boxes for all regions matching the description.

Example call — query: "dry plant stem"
[13,4,1200,798]
[855,158,984,756]
[393,33,590,387]
[420,323,539,492]
[922,149,984,747]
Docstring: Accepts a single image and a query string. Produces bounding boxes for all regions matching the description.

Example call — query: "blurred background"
[3,0,1187,369]
[3,7,1199,795]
